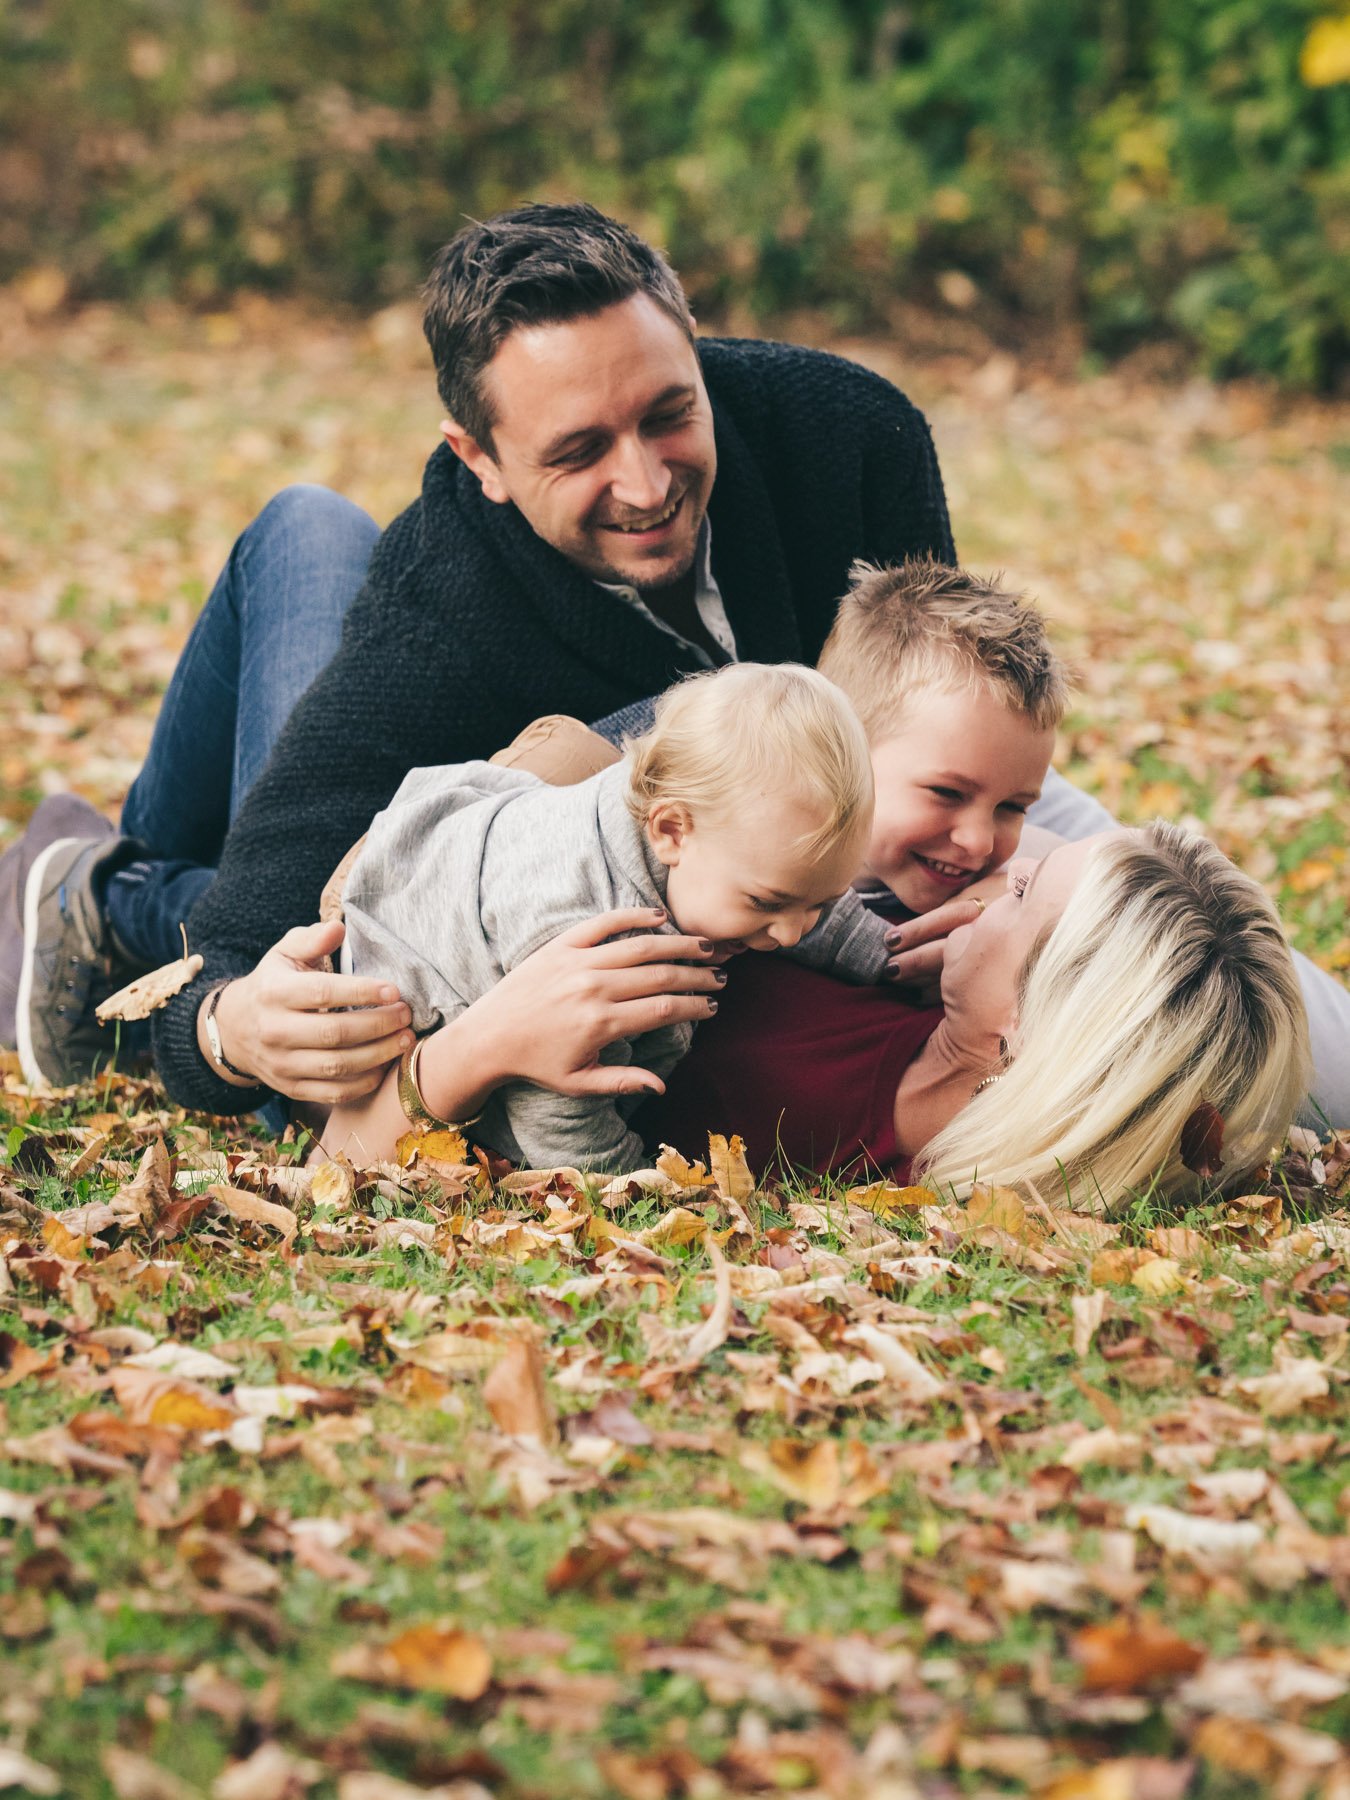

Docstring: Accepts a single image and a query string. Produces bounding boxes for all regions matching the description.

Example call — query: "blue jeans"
[109,485,381,968]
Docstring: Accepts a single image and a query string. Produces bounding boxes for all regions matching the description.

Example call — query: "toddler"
[335,663,883,1172]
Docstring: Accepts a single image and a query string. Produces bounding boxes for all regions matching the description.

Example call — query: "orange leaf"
[483,1338,556,1446]
[148,1388,238,1432]
[707,1132,754,1202]
[332,1623,492,1699]
[1071,1616,1205,1691]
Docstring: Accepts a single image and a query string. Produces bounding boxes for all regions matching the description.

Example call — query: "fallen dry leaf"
[483,1337,557,1446]
[96,953,204,1022]
[209,1184,298,1242]
[1072,1615,1206,1690]
[331,1622,493,1699]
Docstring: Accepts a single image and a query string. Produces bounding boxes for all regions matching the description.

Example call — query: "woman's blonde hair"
[917,824,1310,1209]
[624,663,873,861]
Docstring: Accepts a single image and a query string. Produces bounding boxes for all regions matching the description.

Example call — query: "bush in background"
[3,0,1348,386]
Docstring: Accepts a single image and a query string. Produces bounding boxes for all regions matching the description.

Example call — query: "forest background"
[3,0,1349,389]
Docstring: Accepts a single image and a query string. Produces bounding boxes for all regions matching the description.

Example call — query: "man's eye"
[646,405,694,432]
[554,442,602,469]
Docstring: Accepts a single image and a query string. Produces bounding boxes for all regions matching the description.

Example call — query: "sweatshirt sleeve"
[785,888,889,984]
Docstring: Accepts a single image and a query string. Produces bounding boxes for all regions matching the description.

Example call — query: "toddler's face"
[649,792,863,956]
[865,688,1054,914]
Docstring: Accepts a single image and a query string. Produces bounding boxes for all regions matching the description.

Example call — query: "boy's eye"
[999,801,1030,815]
[746,895,779,912]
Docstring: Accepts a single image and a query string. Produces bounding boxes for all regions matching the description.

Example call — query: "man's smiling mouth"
[602,493,683,534]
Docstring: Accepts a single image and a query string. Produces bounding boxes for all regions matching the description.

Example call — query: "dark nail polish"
[707,999,718,1013]
[698,938,715,953]
[713,968,728,984]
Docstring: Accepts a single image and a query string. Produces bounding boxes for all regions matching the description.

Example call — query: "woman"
[323,824,1309,1209]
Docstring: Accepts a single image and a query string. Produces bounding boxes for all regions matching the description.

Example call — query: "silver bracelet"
[203,981,256,1083]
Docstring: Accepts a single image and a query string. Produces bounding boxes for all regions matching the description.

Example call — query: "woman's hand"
[884,896,985,988]
[416,907,723,1116]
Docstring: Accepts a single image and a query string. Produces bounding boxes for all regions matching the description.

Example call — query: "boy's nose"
[768,908,820,949]
[950,810,995,861]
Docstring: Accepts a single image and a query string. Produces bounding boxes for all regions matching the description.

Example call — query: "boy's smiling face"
[864,687,1055,913]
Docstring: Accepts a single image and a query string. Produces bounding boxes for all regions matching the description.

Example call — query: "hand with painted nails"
[884,894,988,986]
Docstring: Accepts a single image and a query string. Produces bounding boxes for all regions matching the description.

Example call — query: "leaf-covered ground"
[2,298,1350,1798]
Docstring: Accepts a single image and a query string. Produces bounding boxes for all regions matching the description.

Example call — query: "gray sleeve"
[498,1043,648,1174]
[786,888,889,984]
[340,910,471,1034]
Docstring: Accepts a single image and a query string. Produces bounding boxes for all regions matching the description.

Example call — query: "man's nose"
[609,436,670,512]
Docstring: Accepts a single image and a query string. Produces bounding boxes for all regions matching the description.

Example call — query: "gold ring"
[972,897,986,915]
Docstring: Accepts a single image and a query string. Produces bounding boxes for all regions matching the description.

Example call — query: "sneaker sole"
[16,835,81,1086]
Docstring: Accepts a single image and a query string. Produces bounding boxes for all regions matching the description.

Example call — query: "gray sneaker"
[17,833,140,1086]
[0,795,113,1049]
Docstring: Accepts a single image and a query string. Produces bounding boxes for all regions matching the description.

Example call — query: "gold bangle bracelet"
[397,1037,457,1131]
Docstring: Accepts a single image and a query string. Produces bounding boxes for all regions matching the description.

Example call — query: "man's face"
[443,293,717,592]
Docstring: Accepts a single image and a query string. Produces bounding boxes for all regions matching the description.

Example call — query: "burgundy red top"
[638,955,944,1183]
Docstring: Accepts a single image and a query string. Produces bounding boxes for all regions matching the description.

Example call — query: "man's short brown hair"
[422,202,695,457]
[817,555,1069,741]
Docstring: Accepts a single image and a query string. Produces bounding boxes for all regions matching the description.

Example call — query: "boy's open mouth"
[914,853,976,884]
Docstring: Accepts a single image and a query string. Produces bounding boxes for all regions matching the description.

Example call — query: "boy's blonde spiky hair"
[624,662,873,864]
[817,554,1069,743]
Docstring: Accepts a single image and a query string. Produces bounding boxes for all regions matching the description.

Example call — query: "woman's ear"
[645,802,692,867]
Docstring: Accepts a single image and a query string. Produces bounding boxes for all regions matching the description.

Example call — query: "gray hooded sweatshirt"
[342,759,889,1173]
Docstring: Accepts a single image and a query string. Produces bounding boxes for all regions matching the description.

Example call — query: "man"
[9,201,955,1113]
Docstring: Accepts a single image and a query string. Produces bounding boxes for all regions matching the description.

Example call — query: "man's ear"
[440,417,509,505]
[645,802,692,868]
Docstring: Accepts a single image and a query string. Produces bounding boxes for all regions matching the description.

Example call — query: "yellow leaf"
[95,954,204,1023]
[742,1437,840,1508]
[1131,1255,1184,1298]
[1090,1246,1151,1286]
[1301,14,1350,86]
[655,1144,711,1189]
[41,1216,85,1259]
[966,1184,1027,1237]
[310,1157,356,1211]
[636,1206,709,1248]
[707,1133,754,1202]
[845,1181,934,1218]
[148,1388,237,1432]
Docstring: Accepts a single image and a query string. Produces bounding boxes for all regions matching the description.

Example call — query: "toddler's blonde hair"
[625,663,873,862]
[818,555,1069,743]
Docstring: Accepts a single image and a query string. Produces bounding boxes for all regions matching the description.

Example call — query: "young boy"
[326,662,882,1173]
[816,555,1069,926]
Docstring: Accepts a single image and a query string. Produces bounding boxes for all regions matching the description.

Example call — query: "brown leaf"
[332,1623,492,1699]
[208,1184,298,1242]
[966,1184,1029,1237]
[483,1338,557,1446]
[1072,1289,1108,1358]
[308,1157,356,1212]
[1180,1100,1224,1178]
[95,954,204,1022]
[1072,1615,1205,1691]
[101,1745,199,1800]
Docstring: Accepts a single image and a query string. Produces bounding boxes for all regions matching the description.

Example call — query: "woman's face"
[939,833,1124,1023]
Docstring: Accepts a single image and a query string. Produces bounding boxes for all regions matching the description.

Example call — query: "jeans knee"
[254,484,380,557]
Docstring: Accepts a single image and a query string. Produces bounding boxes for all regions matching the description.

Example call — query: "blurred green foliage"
[3,0,1348,384]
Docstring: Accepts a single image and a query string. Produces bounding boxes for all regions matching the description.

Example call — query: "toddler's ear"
[645,802,692,866]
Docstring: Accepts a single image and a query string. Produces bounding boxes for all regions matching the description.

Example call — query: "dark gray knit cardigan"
[154,335,956,1111]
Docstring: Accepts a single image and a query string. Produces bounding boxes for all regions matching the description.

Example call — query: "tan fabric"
[489,714,621,785]
[319,717,621,927]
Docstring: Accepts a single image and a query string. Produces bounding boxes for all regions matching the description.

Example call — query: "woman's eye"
[929,787,963,803]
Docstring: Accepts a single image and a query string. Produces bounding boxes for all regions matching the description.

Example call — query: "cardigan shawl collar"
[418,350,805,691]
